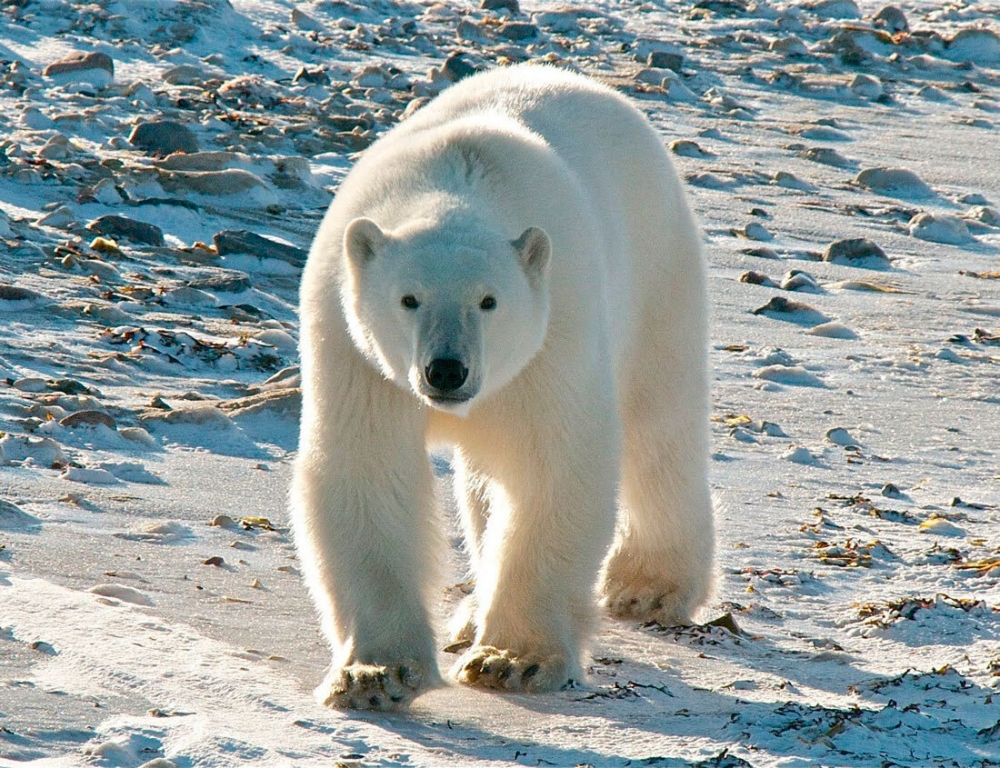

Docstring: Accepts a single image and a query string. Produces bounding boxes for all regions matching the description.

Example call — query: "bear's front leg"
[452,397,619,692]
[291,362,442,711]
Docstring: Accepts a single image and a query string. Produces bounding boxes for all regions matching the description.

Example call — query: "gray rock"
[873,5,908,33]
[157,169,267,196]
[648,51,683,71]
[129,120,199,156]
[823,238,891,268]
[43,51,114,88]
[498,22,538,40]
[855,166,933,198]
[482,0,519,11]
[213,230,307,267]
[442,54,478,82]
[87,214,165,246]
[188,271,252,293]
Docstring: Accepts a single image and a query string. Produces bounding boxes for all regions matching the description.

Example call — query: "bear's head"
[341,215,551,416]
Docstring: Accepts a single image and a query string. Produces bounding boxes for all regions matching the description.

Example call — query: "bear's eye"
[401,295,420,310]
[480,295,497,311]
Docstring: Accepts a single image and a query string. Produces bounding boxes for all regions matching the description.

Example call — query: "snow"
[1,0,999,766]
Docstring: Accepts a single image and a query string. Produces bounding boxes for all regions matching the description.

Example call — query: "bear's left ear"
[344,217,386,268]
[512,226,551,286]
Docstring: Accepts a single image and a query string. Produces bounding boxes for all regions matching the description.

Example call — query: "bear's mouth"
[427,394,472,404]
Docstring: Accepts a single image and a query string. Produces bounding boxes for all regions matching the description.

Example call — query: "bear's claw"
[452,646,572,692]
[317,661,424,711]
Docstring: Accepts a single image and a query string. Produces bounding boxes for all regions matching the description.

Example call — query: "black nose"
[425,358,468,392]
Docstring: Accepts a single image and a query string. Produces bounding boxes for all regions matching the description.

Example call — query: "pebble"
[752,296,830,326]
[157,169,268,197]
[850,74,883,100]
[873,5,908,33]
[780,270,820,292]
[855,167,932,198]
[772,171,814,191]
[188,271,252,293]
[211,515,236,527]
[129,120,199,156]
[825,427,859,446]
[120,427,157,447]
[87,215,165,246]
[799,147,853,168]
[497,21,539,40]
[648,51,683,70]
[37,206,77,229]
[669,140,711,160]
[43,51,114,89]
[740,222,773,241]
[0,286,49,311]
[59,410,117,430]
[945,29,1000,65]
[907,212,974,245]
[442,53,478,82]
[739,271,777,287]
[482,0,519,12]
[806,321,858,339]
[823,238,891,269]
[754,364,825,388]
[213,230,307,267]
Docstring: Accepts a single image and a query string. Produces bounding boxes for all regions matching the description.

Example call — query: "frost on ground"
[1,0,999,766]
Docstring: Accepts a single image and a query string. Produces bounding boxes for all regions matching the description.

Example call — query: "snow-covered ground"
[1,0,999,765]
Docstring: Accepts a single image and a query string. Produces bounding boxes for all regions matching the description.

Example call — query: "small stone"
[291,7,324,31]
[739,271,777,287]
[188,271,252,293]
[497,21,538,40]
[780,270,820,292]
[825,427,859,446]
[87,215,165,246]
[807,0,860,19]
[850,74,883,99]
[442,54,478,82]
[482,0,519,12]
[873,5,908,33]
[59,410,116,430]
[648,51,683,70]
[43,51,114,89]
[823,238,891,269]
[129,121,199,156]
[669,139,711,158]
[741,222,773,241]
[293,66,328,85]
[881,483,902,498]
[157,169,268,197]
[37,206,76,229]
[799,147,853,168]
[211,515,236,528]
[907,213,974,245]
[162,64,208,86]
[855,167,933,198]
[213,230,307,267]
[203,556,226,566]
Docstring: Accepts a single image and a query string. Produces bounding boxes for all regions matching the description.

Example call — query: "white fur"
[291,64,714,710]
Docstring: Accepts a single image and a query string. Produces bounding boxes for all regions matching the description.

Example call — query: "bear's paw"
[316,661,426,710]
[601,575,694,627]
[452,645,575,693]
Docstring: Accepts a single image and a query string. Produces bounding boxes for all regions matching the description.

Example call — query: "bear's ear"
[344,217,386,268]
[512,226,551,285]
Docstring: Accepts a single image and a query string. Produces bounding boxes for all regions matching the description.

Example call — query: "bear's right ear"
[512,226,551,286]
[344,217,386,268]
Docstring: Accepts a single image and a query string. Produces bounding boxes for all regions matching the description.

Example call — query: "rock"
[740,222,773,241]
[37,206,77,229]
[823,238,891,269]
[188,271,252,293]
[0,285,48,311]
[752,296,830,326]
[806,321,858,339]
[807,0,860,19]
[59,410,117,430]
[291,7,324,31]
[129,121,199,156]
[768,37,809,57]
[87,215,165,246]
[825,427,859,446]
[157,169,267,197]
[669,139,711,158]
[946,28,1000,65]
[162,64,210,86]
[907,213,974,245]
[442,53,478,82]
[780,270,820,291]
[799,147,853,168]
[648,51,683,70]
[497,22,538,40]
[873,5,908,33]
[213,230,307,267]
[855,167,933,198]
[483,0,519,11]
[293,66,329,85]
[42,51,114,89]
[850,74,883,99]
[739,271,777,287]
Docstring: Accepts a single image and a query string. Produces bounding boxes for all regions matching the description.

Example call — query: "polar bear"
[292,63,714,710]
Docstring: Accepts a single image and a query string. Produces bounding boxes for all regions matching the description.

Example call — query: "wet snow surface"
[1,0,999,765]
